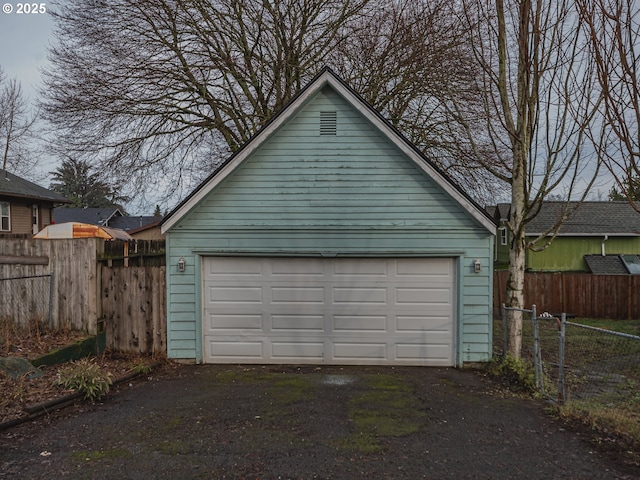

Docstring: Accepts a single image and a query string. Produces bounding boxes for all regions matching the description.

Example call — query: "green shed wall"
[166,86,494,365]
[526,236,640,271]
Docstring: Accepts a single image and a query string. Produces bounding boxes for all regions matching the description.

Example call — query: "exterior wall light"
[178,257,186,272]
[473,259,481,273]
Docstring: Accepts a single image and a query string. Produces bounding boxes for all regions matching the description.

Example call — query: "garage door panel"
[203,257,455,365]
[271,258,325,276]
[208,257,263,276]
[396,315,452,332]
[272,314,324,331]
[208,339,264,360]
[396,257,450,276]
[396,287,451,305]
[208,286,263,304]
[333,342,387,361]
[272,341,324,360]
[207,314,263,331]
[272,287,324,304]
[333,315,387,332]
[333,287,387,304]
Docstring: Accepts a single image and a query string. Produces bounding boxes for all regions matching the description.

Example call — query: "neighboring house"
[0,170,70,236]
[125,220,163,240]
[53,207,124,227]
[161,68,496,367]
[53,207,163,239]
[490,201,640,273]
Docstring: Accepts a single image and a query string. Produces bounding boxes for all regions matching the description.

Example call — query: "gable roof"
[0,170,70,203]
[54,207,162,232]
[161,67,496,234]
[110,216,163,232]
[524,202,640,236]
[53,207,123,226]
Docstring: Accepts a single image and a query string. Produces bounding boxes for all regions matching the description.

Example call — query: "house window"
[320,111,337,135]
[32,204,39,234]
[499,227,507,246]
[0,202,10,231]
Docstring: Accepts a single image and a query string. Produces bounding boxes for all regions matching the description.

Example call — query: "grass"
[569,318,640,337]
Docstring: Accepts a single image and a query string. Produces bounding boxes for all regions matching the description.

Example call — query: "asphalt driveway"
[0,364,636,479]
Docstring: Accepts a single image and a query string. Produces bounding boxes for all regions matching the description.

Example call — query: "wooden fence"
[1,238,167,354]
[101,265,166,355]
[494,270,640,319]
[0,238,102,332]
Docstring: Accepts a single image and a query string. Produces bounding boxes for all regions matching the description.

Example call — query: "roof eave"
[0,191,72,204]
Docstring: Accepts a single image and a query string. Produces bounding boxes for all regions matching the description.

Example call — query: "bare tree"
[457,0,600,357]
[333,0,504,205]
[42,0,501,205]
[577,0,640,211]
[0,68,38,176]
[42,0,371,201]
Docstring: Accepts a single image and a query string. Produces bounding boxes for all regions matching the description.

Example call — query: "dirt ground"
[0,328,148,425]
[1,363,639,480]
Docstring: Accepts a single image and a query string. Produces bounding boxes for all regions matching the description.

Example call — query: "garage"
[161,69,495,366]
[202,257,455,365]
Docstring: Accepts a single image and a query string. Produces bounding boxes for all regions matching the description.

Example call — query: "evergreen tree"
[50,158,129,209]
[608,176,640,202]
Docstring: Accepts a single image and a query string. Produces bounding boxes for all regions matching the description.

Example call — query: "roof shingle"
[494,201,640,235]
[0,170,69,203]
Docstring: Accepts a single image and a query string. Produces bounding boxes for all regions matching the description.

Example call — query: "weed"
[129,360,152,375]
[486,355,538,394]
[56,358,113,401]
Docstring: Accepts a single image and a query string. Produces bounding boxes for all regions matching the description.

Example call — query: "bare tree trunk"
[506,209,526,358]
[459,0,599,358]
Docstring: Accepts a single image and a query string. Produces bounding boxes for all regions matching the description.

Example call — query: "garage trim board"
[202,256,456,366]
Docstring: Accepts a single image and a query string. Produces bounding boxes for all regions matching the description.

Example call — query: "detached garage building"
[161,68,496,367]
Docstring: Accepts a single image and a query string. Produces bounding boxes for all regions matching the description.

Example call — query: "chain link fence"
[498,304,640,446]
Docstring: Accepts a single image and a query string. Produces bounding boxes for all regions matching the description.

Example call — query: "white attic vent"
[320,111,337,135]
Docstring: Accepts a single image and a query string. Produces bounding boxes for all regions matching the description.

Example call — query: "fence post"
[48,271,54,330]
[501,303,507,359]
[531,305,545,394]
[557,313,566,404]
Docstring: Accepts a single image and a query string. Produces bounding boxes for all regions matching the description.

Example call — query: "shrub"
[56,358,113,401]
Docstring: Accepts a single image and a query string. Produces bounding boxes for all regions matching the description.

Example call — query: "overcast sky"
[0,6,53,102]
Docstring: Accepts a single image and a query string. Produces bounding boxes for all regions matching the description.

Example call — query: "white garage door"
[202,257,456,366]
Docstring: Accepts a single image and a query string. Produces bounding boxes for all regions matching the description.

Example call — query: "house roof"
[161,67,496,234]
[110,216,163,232]
[53,208,162,232]
[126,220,162,235]
[584,255,631,274]
[0,170,70,203]
[53,207,123,226]
[494,201,640,236]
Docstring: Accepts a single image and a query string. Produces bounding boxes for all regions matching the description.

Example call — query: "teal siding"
[165,85,494,364]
